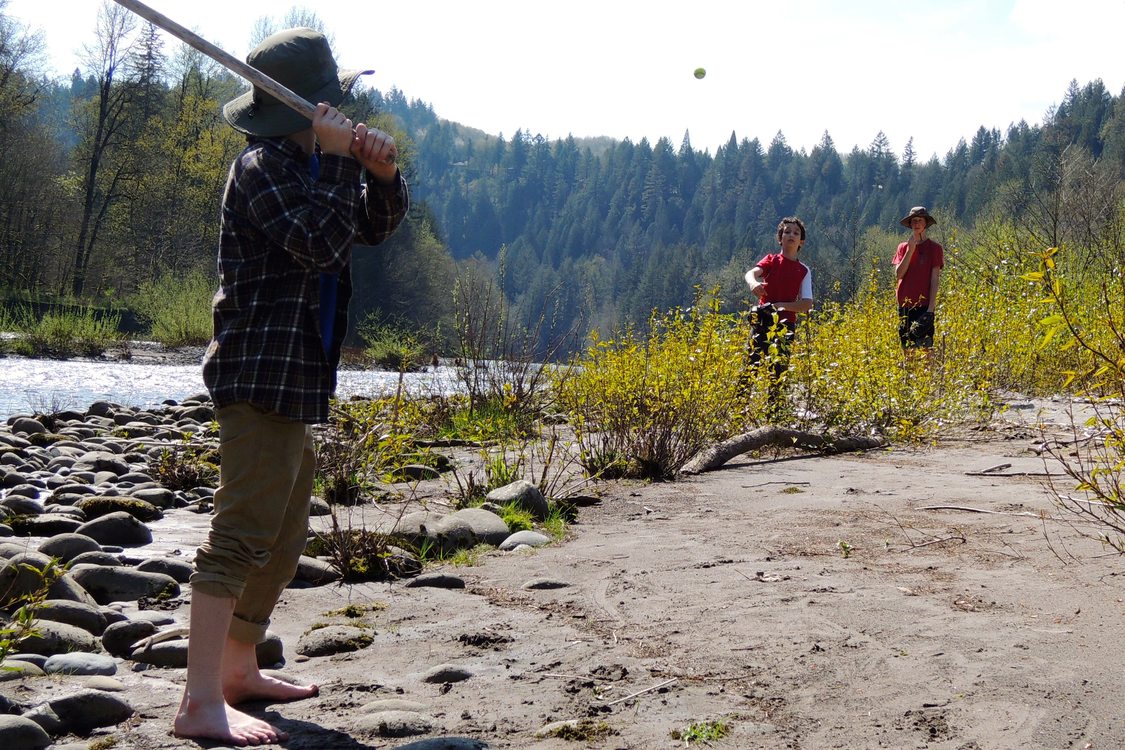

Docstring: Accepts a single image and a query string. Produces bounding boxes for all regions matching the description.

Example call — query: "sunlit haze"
[7,0,1124,160]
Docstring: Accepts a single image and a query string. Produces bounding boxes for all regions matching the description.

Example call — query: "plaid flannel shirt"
[202,137,409,423]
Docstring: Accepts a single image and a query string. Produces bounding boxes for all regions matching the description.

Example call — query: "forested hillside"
[386,78,1124,341]
[1,1,1122,357]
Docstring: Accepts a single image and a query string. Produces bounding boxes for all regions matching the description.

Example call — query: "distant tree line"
[1,0,1122,357]
[396,77,1125,344]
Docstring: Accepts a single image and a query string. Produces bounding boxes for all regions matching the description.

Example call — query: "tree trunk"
[680,427,883,475]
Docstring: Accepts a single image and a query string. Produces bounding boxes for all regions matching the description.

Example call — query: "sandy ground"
[23,397,1125,749]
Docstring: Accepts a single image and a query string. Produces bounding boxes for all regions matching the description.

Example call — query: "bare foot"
[224,670,320,705]
[174,696,288,746]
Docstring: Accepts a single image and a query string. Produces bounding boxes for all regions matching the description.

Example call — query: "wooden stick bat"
[112,0,315,121]
[111,0,395,164]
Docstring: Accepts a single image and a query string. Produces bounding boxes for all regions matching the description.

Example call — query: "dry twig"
[600,678,679,707]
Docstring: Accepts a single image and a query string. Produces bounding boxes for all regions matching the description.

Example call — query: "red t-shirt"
[755,253,810,323]
[893,238,944,307]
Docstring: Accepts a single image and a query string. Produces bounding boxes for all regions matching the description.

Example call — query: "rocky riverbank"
[98,342,208,368]
[0,395,557,749]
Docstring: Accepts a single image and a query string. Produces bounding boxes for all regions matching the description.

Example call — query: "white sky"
[7,0,1125,161]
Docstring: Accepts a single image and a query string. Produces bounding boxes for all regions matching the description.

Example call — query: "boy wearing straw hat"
[174,27,408,745]
[893,206,943,352]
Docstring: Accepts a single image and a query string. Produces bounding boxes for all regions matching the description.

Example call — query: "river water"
[0,358,463,419]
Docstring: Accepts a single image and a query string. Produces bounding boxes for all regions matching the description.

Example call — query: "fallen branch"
[600,678,678,707]
[964,469,1055,477]
[680,427,883,474]
[968,462,1011,475]
[918,505,1043,518]
[741,480,812,488]
[907,534,967,550]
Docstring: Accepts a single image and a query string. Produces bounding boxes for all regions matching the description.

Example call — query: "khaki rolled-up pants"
[190,402,315,644]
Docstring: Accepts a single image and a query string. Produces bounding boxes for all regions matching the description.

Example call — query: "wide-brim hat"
[223,28,373,138]
[900,206,937,228]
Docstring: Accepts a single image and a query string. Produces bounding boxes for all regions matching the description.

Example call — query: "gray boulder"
[1,495,44,515]
[134,556,194,583]
[499,530,553,551]
[101,619,156,658]
[67,565,178,604]
[392,510,445,539]
[404,572,465,589]
[442,507,511,545]
[293,555,340,586]
[486,479,549,520]
[129,640,187,668]
[37,533,101,563]
[10,417,47,436]
[11,515,84,537]
[5,484,43,500]
[38,689,133,735]
[43,652,118,676]
[71,451,130,475]
[0,541,30,559]
[421,663,473,684]
[0,660,45,683]
[417,518,474,556]
[0,715,51,750]
[16,619,100,656]
[0,552,94,606]
[131,487,175,509]
[296,625,373,657]
[18,599,108,636]
[354,710,436,738]
[257,632,285,667]
[75,511,153,546]
[68,551,122,567]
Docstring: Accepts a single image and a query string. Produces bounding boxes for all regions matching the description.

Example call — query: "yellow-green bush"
[555,223,1094,469]
[941,222,1085,394]
[1023,245,1125,393]
[553,301,749,479]
[10,305,123,357]
[1024,240,1125,552]
[132,269,214,347]
[793,290,936,439]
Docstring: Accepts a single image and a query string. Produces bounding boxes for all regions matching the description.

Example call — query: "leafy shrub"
[793,290,976,441]
[451,267,574,424]
[1026,243,1125,552]
[306,525,420,582]
[554,299,748,479]
[317,398,427,502]
[499,502,533,532]
[672,717,730,743]
[484,448,521,490]
[132,269,214,347]
[10,305,123,357]
[358,315,428,371]
[442,395,530,442]
[149,445,219,491]
[1,558,65,666]
[791,227,1068,441]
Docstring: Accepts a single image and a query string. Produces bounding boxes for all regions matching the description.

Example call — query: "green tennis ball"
[693,67,706,79]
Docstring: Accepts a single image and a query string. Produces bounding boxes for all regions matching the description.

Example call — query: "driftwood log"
[680,426,883,475]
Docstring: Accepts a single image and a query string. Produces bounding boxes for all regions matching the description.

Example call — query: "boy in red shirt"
[892,206,944,352]
[744,216,813,412]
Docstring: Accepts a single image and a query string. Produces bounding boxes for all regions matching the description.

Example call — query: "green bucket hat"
[222,28,372,138]
[899,206,937,228]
